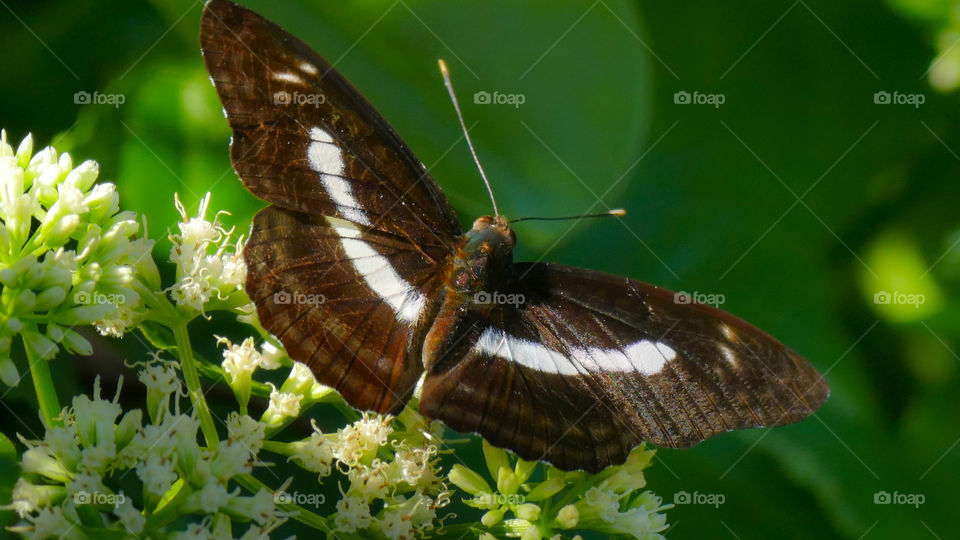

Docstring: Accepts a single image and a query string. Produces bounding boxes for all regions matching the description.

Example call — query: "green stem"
[173,322,219,447]
[27,343,61,427]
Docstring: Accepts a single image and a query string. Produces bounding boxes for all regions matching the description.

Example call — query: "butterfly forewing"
[420,263,829,472]
[200,0,461,243]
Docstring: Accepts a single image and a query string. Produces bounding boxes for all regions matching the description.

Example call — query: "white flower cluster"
[0,131,157,385]
[168,192,246,312]
[281,411,448,540]
[214,333,450,539]
[7,367,282,538]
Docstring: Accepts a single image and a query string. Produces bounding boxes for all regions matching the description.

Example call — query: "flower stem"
[173,322,219,446]
[27,344,61,427]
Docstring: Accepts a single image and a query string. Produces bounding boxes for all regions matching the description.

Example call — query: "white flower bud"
[61,329,93,356]
[0,357,19,386]
[86,183,119,223]
[65,159,98,191]
[258,341,284,370]
[34,286,67,311]
[555,503,580,529]
[57,151,72,174]
[14,133,32,166]
[40,213,81,246]
[447,464,491,496]
[27,146,57,177]
[516,503,542,521]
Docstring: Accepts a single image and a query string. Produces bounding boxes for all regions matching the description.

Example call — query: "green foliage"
[2,0,960,538]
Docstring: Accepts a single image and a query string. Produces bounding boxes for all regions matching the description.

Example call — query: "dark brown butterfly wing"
[199,0,461,243]
[200,0,462,413]
[244,207,446,413]
[420,263,829,472]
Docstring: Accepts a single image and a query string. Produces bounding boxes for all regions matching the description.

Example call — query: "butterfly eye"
[472,216,493,230]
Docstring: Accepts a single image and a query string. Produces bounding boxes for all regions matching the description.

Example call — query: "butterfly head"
[466,215,515,254]
[450,215,516,293]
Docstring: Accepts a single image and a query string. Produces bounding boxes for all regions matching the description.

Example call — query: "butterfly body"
[424,215,515,371]
[201,0,829,473]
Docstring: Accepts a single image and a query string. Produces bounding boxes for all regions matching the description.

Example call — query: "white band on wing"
[473,326,676,376]
[325,216,426,323]
[308,126,372,226]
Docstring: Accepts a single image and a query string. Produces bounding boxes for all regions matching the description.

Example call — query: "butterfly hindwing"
[420,263,829,472]
[244,207,449,413]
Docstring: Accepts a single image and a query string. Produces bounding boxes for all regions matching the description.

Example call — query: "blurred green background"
[3,0,960,538]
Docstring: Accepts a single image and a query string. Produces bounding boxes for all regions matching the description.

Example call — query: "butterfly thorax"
[422,215,516,371]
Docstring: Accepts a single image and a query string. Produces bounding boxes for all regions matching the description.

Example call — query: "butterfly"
[199,0,829,473]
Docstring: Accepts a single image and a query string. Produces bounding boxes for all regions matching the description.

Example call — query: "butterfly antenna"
[510,208,626,224]
[438,58,499,217]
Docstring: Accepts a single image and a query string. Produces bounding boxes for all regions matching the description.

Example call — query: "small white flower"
[218,249,247,291]
[265,383,302,419]
[220,336,261,382]
[167,192,245,312]
[390,445,440,490]
[289,430,335,478]
[335,495,373,532]
[32,505,79,540]
[113,495,145,534]
[78,442,116,473]
[228,487,276,525]
[136,453,178,496]
[170,275,212,311]
[226,412,265,455]
[212,438,254,481]
[583,486,621,522]
[334,412,393,465]
[95,303,136,337]
[188,477,230,514]
[347,460,389,501]
[380,505,415,540]
[138,358,181,396]
[8,478,41,518]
